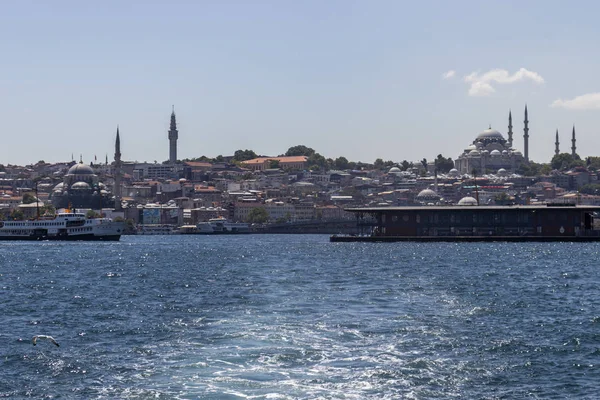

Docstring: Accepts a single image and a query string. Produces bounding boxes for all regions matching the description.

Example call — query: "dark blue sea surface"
[2,235,600,399]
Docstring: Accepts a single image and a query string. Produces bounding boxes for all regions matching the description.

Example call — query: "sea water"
[1,235,600,399]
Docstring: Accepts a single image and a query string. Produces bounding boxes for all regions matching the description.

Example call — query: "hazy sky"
[2,0,600,166]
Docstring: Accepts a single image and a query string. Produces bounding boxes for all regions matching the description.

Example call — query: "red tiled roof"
[243,156,308,165]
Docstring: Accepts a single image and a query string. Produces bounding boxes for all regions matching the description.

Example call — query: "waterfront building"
[334,205,600,241]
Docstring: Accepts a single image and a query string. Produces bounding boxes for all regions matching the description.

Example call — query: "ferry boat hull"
[0,213,124,241]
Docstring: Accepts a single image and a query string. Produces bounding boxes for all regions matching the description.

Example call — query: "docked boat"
[0,212,124,241]
[195,217,251,234]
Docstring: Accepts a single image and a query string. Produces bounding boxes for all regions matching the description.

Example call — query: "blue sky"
[2,0,600,166]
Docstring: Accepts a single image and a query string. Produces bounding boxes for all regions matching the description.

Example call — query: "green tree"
[233,149,257,162]
[246,207,269,224]
[86,210,101,219]
[22,193,37,204]
[10,209,24,221]
[551,153,576,171]
[307,153,328,170]
[268,159,280,169]
[494,192,513,205]
[285,145,315,157]
[434,154,454,173]
[40,204,56,216]
[373,158,385,169]
[401,160,412,171]
[334,157,349,170]
[579,184,600,195]
[585,156,600,171]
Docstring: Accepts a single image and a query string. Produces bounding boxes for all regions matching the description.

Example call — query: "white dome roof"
[490,149,501,156]
[389,167,401,173]
[458,196,478,206]
[469,149,480,156]
[416,188,440,200]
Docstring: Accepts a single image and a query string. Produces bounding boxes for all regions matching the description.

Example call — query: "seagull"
[32,335,59,347]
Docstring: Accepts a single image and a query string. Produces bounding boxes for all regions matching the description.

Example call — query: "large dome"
[476,128,504,141]
[68,162,94,175]
[71,181,91,191]
[416,188,440,200]
[458,196,478,206]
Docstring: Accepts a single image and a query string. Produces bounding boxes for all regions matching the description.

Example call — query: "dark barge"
[330,205,600,242]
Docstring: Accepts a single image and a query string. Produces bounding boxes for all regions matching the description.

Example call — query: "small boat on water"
[181,217,250,234]
[0,212,124,241]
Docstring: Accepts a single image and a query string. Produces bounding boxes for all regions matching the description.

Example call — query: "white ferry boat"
[195,217,251,234]
[0,213,124,241]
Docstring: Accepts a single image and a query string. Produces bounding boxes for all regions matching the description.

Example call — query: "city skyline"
[3,1,600,165]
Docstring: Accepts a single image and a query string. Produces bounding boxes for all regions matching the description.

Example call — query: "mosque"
[454,106,531,175]
[50,108,177,209]
[50,127,123,209]
[454,105,579,175]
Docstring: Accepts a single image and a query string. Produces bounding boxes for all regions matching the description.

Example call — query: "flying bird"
[32,335,59,347]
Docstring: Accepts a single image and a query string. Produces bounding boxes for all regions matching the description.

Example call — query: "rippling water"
[2,235,600,399]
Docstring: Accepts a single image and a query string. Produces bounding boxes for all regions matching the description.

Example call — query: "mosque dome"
[476,128,505,141]
[389,166,401,173]
[502,150,509,155]
[497,168,507,175]
[53,182,64,191]
[490,149,501,157]
[448,168,459,176]
[416,188,440,200]
[71,181,91,191]
[469,149,480,156]
[458,196,478,206]
[67,162,94,175]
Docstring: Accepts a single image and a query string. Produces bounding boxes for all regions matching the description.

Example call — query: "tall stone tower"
[523,105,529,162]
[555,129,560,156]
[571,125,577,157]
[114,126,122,210]
[507,110,513,148]
[168,106,178,163]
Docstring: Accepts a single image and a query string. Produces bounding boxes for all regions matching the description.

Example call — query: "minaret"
[168,106,178,164]
[555,129,560,156]
[507,110,513,148]
[571,125,576,157]
[523,105,529,162]
[114,126,122,210]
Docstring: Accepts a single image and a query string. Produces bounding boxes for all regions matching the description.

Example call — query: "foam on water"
[2,237,600,398]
